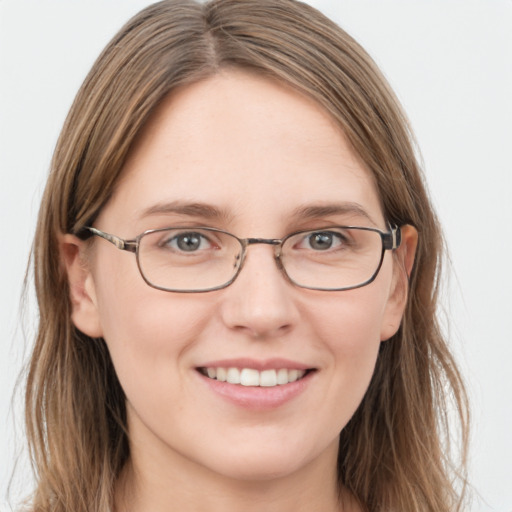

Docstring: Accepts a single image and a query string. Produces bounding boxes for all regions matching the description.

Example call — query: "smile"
[198,367,309,387]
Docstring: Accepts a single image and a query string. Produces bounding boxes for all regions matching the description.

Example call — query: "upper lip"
[197,358,313,371]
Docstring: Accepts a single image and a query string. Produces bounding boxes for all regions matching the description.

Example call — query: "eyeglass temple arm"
[85,227,138,253]
[84,225,401,252]
[383,225,402,250]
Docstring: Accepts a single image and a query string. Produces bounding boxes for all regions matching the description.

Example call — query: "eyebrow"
[291,202,379,226]
[139,200,234,222]
[138,200,378,226]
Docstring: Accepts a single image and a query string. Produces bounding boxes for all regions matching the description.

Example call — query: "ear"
[58,233,103,338]
[380,224,418,341]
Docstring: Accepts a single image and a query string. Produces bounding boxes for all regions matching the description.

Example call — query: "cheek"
[304,282,390,404]
[308,280,390,353]
[92,258,213,397]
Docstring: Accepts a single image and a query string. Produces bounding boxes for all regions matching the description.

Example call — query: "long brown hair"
[25,1,469,510]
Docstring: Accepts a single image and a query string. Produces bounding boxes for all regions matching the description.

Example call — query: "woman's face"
[70,70,409,484]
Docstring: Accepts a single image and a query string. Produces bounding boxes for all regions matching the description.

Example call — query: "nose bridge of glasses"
[242,237,284,268]
[245,237,281,246]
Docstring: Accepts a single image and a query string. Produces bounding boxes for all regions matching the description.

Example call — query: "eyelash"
[159,231,217,252]
[155,228,353,253]
[294,231,348,251]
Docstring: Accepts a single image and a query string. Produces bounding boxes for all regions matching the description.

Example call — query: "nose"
[219,245,300,339]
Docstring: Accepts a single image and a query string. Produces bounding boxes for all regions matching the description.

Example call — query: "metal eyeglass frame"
[82,225,402,293]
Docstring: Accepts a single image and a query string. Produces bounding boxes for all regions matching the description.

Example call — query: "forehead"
[101,70,384,234]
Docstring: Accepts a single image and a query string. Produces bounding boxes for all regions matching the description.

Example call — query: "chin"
[210,456,309,482]
[194,434,339,483]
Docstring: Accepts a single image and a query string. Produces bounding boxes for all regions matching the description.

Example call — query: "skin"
[61,70,417,512]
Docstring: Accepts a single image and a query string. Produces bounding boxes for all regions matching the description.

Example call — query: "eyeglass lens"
[136,227,384,292]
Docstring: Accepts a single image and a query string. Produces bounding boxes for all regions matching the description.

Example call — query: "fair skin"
[61,70,417,512]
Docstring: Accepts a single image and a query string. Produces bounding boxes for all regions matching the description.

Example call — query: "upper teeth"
[203,367,306,387]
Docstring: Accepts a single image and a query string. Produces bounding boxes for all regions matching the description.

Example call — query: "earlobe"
[58,233,103,338]
[380,224,418,341]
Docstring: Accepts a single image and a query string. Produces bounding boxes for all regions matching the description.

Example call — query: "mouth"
[197,367,313,387]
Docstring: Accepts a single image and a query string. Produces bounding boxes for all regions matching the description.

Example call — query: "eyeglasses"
[84,225,401,293]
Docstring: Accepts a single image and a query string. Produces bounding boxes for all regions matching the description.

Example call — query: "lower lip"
[197,370,314,410]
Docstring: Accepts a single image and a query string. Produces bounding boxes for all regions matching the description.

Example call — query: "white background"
[1,1,511,510]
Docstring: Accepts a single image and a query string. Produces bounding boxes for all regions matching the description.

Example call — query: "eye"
[298,231,346,251]
[161,231,214,252]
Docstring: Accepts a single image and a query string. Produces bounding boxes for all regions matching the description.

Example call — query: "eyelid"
[286,220,362,235]
[156,229,217,250]
[289,229,345,250]
[292,226,351,238]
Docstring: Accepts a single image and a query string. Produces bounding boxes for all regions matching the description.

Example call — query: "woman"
[24,0,469,511]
